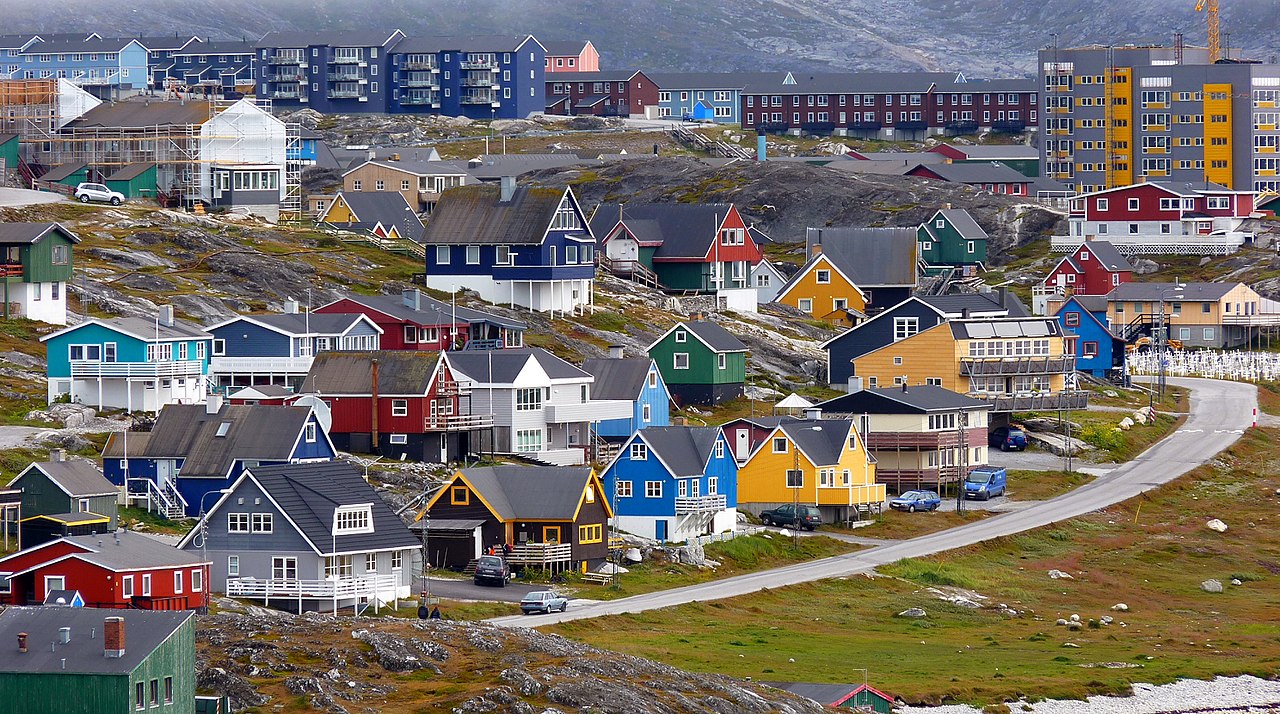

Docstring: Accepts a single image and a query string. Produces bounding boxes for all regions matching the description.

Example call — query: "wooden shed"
[104,163,157,198]
[763,682,895,712]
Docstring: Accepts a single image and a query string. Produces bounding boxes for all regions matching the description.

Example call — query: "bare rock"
[1201,579,1224,593]
[1048,569,1074,580]
[1112,603,1129,611]
[1132,258,1161,275]
[1206,518,1228,533]
[897,608,928,618]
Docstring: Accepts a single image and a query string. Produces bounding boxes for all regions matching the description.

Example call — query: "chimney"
[901,381,908,393]
[997,286,1008,308]
[371,358,380,448]
[944,202,952,210]
[367,149,376,161]
[205,393,223,415]
[402,289,422,311]
[499,175,516,202]
[283,300,299,314]
[672,415,687,426]
[810,243,823,256]
[17,633,27,653]
[158,305,174,328]
[58,627,70,645]
[802,407,822,420]
[608,345,625,359]
[103,617,125,658]
[756,127,767,162]
[847,376,863,393]
[961,308,971,319]
[49,448,66,462]
[391,153,400,161]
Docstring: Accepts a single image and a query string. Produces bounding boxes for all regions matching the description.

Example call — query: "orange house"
[776,247,868,326]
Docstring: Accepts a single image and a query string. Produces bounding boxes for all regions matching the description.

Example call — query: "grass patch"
[837,509,993,541]
[118,507,193,536]
[1006,469,1094,501]
[881,559,981,589]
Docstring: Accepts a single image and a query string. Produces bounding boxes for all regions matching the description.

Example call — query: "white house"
[200,99,289,222]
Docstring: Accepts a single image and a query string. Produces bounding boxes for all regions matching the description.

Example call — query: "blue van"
[964,466,1007,500]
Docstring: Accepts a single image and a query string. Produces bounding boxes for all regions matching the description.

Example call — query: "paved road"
[491,377,1254,627]
[0,425,47,449]
[0,187,65,207]
[423,576,540,603]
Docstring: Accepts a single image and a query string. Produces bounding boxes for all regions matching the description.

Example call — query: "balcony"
[210,356,314,376]
[460,92,495,105]
[674,494,728,515]
[968,391,1090,412]
[225,574,399,602]
[403,60,437,71]
[435,380,471,397]
[70,360,205,379]
[330,54,364,65]
[268,89,304,100]
[0,263,22,278]
[268,53,306,65]
[461,76,498,87]
[960,356,1076,376]
[327,72,365,82]
[545,399,631,423]
[400,96,439,106]
[423,413,494,431]
[402,75,439,88]
[328,88,365,99]
[864,428,987,450]
[460,59,497,70]
[505,542,571,567]
[266,72,304,83]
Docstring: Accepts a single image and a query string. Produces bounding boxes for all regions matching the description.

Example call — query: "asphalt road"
[490,377,1255,627]
[0,187,65,207]
[422,576,541,603]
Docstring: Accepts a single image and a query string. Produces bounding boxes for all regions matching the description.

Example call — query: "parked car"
[964,466,1008,500]
[520,590,569,615]
[74,182,124,206]
[989,426,1028,451]
[473,555,509,587]
[758,503,822,530]
[889,490,941,512]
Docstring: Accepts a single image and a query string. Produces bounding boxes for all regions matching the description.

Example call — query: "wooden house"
[907,162,1032,196]
[543,40,599,73]
[422,465,612,572]
[11,453,117,547]
[1037,240,1133,315]
[315,289,525,352]
[916,207,989,267]
[317,190,426,243]
[1054,296,1125,378]
[0,222,79,325]
[798,227,918,314]
[1104,281,1277,349]
[581,347,672,441]
[544,70,658,117]
[647,320,748,406]
[775,244,868,326]
[103,163,157,199]
[341,155,470,212]
[763,682,895,712]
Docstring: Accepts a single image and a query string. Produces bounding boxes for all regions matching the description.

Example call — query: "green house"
[0,608,196,714]
[10,456,119,532]
[0,134,18,173]
[647,319,747,406]
[0,222,79,324]
[104,163,157,199]
[917,208,988,268]
[763,682,895,712]
[38,162,89,189]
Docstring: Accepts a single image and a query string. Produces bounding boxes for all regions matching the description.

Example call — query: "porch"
[224,573,401,613]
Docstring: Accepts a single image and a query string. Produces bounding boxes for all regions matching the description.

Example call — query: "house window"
[251,513,273,533]
[272,557,297,580]
[673,353,689,369]
[121,575,133,598]
[1204,327,1216,341]
[466,245,481,264]
[227,556,239,577]
[366,553,378,572]
[715,440,724,458]
[617,481,632,498]
[645,481,662,497]
[893,317,918,342]
[334,505,373,534]
[51,244,68,264]
[136,682,144,711]
[815,269,831,284]
[772,436,788,453]
[786,469,803,488]
[450,485,469,505]
[436,246,450,264]
[402,179,411,191]
[227,513,249,532]
[305,423,317,442]
[674,330,686,343]
[40,575,62,594]
[648,371,657,388]
[164,678,173,704]
[141,574,151,597]
[630,443,648,460]
[516,388,542,410]
[678,480,688,498]
[392,551,403,570]
[324,555,354,579]
[717,353,727,370]
[578,524,603,543]
[798,298,813,313]
[1083,341,1098,357]
[515,429,543,452]
[174,571,183,594]
[192,569,203,592]
[496,245,511,264]
[388,433,407,444]
[1179,327,1191,339]
[391,399,408,416]
[212,339,225,356]
[1064,312,1080,327]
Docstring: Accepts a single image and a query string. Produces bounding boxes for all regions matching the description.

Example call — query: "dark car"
[888,490,942,512]
[989,426,1028,451]
[759,503,822,530]
[473,555,509,587]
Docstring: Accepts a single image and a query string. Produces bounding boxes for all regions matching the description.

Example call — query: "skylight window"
[215,422,231,437]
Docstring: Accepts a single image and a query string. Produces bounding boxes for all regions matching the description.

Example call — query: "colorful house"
[0,530,209,611]
[582,348,671,441]
[420,182,595,315]
[1062,181,1256,254]
[762,682,896,712]
[589,202,762,293]
[775,244,868,326]
[41,306,212,412]
[647,320,748,406]
[0,222,79,325]
[0,133,20,172]
[299,350,489,463]
[1104,281,1276,349]
[751,260,789,304]
[542,40,599,73]
[600,426,737,541]
[1054,296,1125,378]
[0,607,197,714]
[799,227,918,314]
[422,465,612,571]
[719,415,801,463]
[317,190,425,243]
[102,399,336,518]
[11,453,118,546]
[907,162,1033,196]
[927,142,1040,176]
[341,154,470,212]
[38,162,91,189]
[736,419,883,524]
[103,163,157,199]
[544,70,658,117]
[1037,240,1133,315]
[315,290,525,352]
[916,207,989,267]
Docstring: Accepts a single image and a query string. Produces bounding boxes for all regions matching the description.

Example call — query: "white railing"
[518,447,587,466]
[71,361,205,379]
[210,356,314,375]
[1050,233,1248,256]
[545,399,632,423]
[674,494,728,515]
[225,573,399,601]
[507,542,572,566]
[424,413,494,431]
[685,525,762,547]
[126,478,187,519]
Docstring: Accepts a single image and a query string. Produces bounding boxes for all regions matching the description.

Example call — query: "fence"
[1128,350,1280,381]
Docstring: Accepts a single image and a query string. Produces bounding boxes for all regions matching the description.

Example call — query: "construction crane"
[1196,0,1221,62]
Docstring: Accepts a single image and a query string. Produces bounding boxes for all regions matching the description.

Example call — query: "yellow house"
[1106,281,1273,349]
[737,420,884,523]
[316,191,426,243]
[850,316,1086,412]
[776,249,868,326]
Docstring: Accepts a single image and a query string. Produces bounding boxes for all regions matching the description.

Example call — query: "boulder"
[594,562,628,575]
[1112,603,1129,612]
[1118,417,1134,431]
[674,542,706,566]
[1205,519,1228,533]
[1201,579,1224,593]
[1131,408,1149,425]
[1048,569,1074,580]
[1055,618,1068,626]
[623,547,643,564]
[1132,258,1161,275]
[1025,431,1092,457]
[1231,578,1243,586]
[897,608,928,618]
[1069,614,1080,622]
[1021,417,1082,435]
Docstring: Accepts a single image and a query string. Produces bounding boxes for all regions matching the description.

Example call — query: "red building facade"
[545,70,658,117]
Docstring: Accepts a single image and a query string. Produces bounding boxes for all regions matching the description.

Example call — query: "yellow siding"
[777,255,867,324]
[738,422,884,507]
[319,195,356,223]
[1107,285,1261,327]
[1107,67,1134,187]
[850,322,961,391]
[1204,83,1234,187]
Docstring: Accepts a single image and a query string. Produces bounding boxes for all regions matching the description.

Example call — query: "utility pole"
[955,409,966,514]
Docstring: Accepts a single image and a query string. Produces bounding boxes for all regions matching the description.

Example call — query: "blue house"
[602,426,738,542]
[102,399,336,518]
[388,35,546,119]
[419,180,595,314]
[206,306,382,393]
[582,349,672,441]
[1054,295,1124,378]
[41,306,212,412]
[648,73,748,123]
[18,34,150,93]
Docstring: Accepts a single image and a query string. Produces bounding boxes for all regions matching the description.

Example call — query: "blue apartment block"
[153,39,255,93]
[255,30,406,112]
[388,35,545,119]
[647,72,754,123]
[15,34,150,93]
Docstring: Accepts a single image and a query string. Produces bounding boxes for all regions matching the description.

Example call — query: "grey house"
[11,453,118,547]
[178,461,419,614]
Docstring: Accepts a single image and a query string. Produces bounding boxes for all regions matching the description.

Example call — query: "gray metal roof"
[213,312,371,337]
[547,70,640,83]
[949,317,1062,340]
[301,351,439,395]
[453,465,593,521]
[256,30,404,49]
[1077,240,1133,272]
[938,144,1039,161]
[779,420,851,465]
[1144,180,1234,196]
[677,321,748,353]
[57,316,210,343]
[420,185,577,245]
[135,35,202,51]
[29,36,141,53]
[347,156,470,177]
[817,384,993,414]
[742,70,961,94]
[542,40,591,56]
[760,682,862,706]
[464,154,593,180]
[53,530,207,571]
[1106,281,1236,301]
[590,203,737,259]
[132,403,316,478]
[445,347,590,383]
[935,208,989,240]
[581,357,653,401]
[17,461,116,498]
[919,293,1012,316]
[936,78,1036,93]
[104,163,154,181]
[38,163,87,182]
[329,292,526,330]
[854,151,945,163]
[390,34,535,54]
[806,227,918,288]
[637,427,720,477]
[173,40,256,56]
[916,162,1031,184]
[67,101,211,129]
[0,222,80,245]
[0,607,193,675]
[247,462,421,554]
[325,191,424,242]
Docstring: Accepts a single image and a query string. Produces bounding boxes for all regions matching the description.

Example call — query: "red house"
[315,290,525,352]
[299,350,493,463]
[543,40,600,73]
[0,530,210,610]
[1042,240,1133,296]
[545,70,658,118]
[906,162,1032,195]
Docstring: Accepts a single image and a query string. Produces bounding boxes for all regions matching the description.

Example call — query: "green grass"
[1006,469,1095,501]
[118,507,193,536]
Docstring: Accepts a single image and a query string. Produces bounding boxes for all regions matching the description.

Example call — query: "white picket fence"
[1128,350,1280,381]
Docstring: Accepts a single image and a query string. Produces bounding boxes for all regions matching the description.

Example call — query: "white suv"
[74,182,124,205]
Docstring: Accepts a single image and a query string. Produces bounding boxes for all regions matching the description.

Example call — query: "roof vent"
[58,627,70,645]
[499,175,516,203]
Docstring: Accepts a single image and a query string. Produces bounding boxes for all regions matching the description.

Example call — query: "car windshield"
[479,556,502,567]
[966,473,990,483]
[900,491,924,498]
[524,592,548,601]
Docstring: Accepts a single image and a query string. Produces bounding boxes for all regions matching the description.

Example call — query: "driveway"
[421,575,541,604]
[0,426,46,449]
[0,187,65,207]
[492,377,1254,627]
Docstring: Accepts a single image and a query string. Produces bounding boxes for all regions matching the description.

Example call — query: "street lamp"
[786,424,822,549]
[197,488,232,614]
[1154,283,1184,407]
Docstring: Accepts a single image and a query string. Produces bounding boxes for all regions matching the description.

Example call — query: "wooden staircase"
[596,253,660,289]
[462,559,479,576]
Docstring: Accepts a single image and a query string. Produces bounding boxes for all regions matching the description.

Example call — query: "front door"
[156,460,173,488]
[735,429,750,460]
[655,520,668,542]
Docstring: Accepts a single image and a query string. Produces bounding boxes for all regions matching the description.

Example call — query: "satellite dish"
[292,395,332,434]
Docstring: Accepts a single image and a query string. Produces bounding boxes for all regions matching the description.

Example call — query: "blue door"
[655,520,668,542]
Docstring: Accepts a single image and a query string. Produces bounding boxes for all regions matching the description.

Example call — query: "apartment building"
[254,30,406,112]
[386,35,546,119]
[1038,44,1280,193]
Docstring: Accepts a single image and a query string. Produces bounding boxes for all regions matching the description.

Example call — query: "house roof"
[18,460,116,498]
[916,162,1031,184]
[0,222,80,245]
[949,317,1062,340]
[344,155,470,178]
[38,163,87,182]
[581,357,654,401]
[853,151,946,163]
[41,316,211,343]
[115,403,317,478]
[324,191,425,242]
[446,347,590,384]
[0,607,193,675]
[389,34,537,54]
[29,36,142,53]
[648,320,748,354]
[173,39,256,56]
[777,420,852,466]
[919,292,1018,317]
[1106,281,1237,301]
[66,101,211,129]
[256,30,404,49]
[1072,294,1110,313]
[762,682,894,707]
[937,144,1039,161]
[740,70,960,94]
[589,203,737,259]
[806,227,917,287]
[542,40,591,56]
[208,311,377,337]
[136,35,202,51]
[104,162,154,181]
[20,512,108,526]
[38,530,208,572]
[935,208,989,240]
[450,466,595,521]
[719,415,801,429]
[301,351,440,395]
[938,78,1035,93]
[774,393,814,409]
[420,185,576,245]
[228,384,295,400]
[817,384,993,414]
[546,70,639,83]
[638,426,722,477]
[327,292,526,330]
[1077,240,1133,272]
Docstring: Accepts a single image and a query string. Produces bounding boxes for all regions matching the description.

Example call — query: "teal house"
[917,207,988,268]
[104,164,157,199]
[0,134,19,173]
[38,163,91,190]
[41,306,213,412]
[647,320,747,406]
[0,607,196,714]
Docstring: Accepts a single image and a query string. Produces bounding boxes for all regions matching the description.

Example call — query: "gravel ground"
[899,675,1280,714]
[989,447,1119,475]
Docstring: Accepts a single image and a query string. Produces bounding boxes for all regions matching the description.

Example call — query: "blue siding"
[597,362,671,439]
[826,300,944,386]
[210,320,292,358]
[657,87,741,123]
[428,238,594,280]
[602,431,738,520]
[290,413,338,460]
[1055,297,1121,377]
[45,322,211,380]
